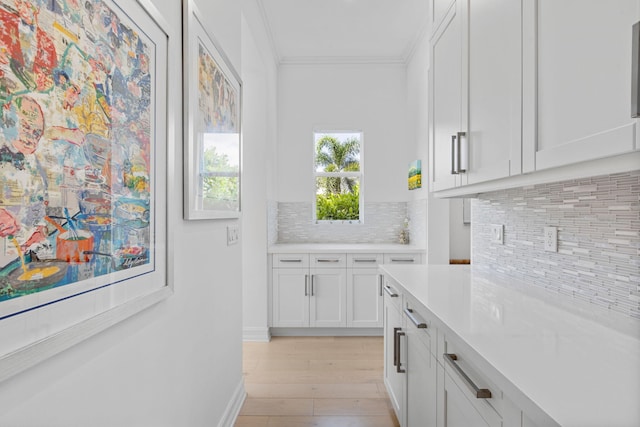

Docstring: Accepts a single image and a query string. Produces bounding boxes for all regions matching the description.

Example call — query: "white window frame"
[313,130,364,224]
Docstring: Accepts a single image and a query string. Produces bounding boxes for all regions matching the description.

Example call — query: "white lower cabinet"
[383,279,404,423]
[383,273,536,427]
[271,254,346,327]
[271,251,423,330]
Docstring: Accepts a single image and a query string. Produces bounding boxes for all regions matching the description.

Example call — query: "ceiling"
[257,0,430,64]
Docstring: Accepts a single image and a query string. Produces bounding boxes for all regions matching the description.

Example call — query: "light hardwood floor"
[235,336,400,427]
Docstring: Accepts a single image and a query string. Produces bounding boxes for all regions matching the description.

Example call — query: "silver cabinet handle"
[379,275,383,297]
[316,258,340,263]
[311,275,315,296]
[393,327,400,367]
[633,21,639,118]
[390,258,415,263]
[404,308,427,329]
[280,259,302,263]
[395,329,406,374]
[444,353,492,399]
[451,134,458,174]
[304,274,308,296]
[457,131,467,173]
[354,258,377,263]
[383,285,398,297]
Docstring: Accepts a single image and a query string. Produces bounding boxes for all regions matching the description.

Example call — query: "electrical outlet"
[227,225,239,246]
[544,226,557,252]
[490,224,504,244]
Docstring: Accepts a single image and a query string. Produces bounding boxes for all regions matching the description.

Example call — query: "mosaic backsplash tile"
[408,199,427,247]
[472,171,640,319]
[277,202,409,244]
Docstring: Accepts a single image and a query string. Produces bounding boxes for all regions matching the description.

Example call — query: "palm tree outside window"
[314,132,362,222]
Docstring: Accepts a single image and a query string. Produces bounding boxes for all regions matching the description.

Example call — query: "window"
[314,131,362,222]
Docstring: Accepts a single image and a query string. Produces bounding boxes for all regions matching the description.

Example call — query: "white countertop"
[268,243,425,253]
[379,264,640,427]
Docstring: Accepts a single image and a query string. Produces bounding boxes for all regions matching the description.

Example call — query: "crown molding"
[256,0,281,65]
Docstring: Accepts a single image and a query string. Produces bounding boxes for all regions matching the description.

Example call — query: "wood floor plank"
[313,398,393,416]
[239,398,314,416]
[236,336,398,427]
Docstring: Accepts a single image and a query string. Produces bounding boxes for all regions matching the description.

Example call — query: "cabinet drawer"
[439,331,506,418]
[273,253,309,268]
[382,276,402,312]
[403,294,436,355]
[310,253,346,268]
[347,253,383,268]
[383,253,422,264]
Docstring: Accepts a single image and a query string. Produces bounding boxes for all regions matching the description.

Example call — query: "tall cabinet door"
[430,1,463,191]
[309,268,347,327]
[523,0,640,172]
[272,268,309,327]
[347,268,383,327]
[466,0,522,184]
[405,329,437,427]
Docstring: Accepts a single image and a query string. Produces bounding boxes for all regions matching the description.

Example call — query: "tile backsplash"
[276,201,409,244]
[472,171,640,319]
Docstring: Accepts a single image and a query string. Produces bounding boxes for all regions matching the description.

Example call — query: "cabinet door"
[430,1,463,191]
[523,0,640,172]
[405,329,437,427]
[384,300,405,424]
[272,268,309,327]
[309,268,346,327]
[347,268,383,327]
[466,0,522,184]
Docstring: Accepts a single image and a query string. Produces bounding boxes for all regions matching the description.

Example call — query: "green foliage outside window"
[315,134,361,221]
[202,147,238,208]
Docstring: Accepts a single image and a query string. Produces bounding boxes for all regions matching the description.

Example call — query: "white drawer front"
[273,253,310,268]
[347,253,383,268]
[383,253,422,264]
[310,253,347,268]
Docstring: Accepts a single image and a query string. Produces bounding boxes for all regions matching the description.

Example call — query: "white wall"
[240,1,279,341]
[0,0,249,425]
[277,63,411,203]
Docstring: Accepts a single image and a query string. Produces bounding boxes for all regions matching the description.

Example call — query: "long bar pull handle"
[451,135,459,174]
[458,131,468,173]
[354,258,377,263]
[404,308,427,329]
[396,330,406,373]
[444,353,492,399]
[633,21,640,118]
[304,275,308,296]
[393,327,400,367]
[311,275,315,296]
[379,275,383,297]
[390,258,415,263]
[280,259,303,263]
[383,285,398,297]
[316,259,340,263]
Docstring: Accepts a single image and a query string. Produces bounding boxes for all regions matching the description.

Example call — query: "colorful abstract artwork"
[0,0,156,310]
[184,0,240,220]
[408,160,422,190]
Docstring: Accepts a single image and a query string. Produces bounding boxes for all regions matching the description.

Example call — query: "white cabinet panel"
[430,3,463,191]
[272,268,309,327]
[405,316,437,427]
[309,268,347,327]
[384,292,405,424]
[523,0,640,172]
[347,268,383,327]
[466,0,522,184]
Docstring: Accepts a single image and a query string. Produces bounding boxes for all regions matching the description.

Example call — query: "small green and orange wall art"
[408,160,422,190]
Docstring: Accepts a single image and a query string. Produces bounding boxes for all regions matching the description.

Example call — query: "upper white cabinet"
[522,0,640,172]
[429,0,522,192]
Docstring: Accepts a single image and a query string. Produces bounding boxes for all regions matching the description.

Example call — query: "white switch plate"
[227,225,239,246]
[490,224,504,244]
[544,226,557,252]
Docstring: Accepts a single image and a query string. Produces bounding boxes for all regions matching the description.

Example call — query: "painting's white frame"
[183,0,242,220]
[0,0,175,384]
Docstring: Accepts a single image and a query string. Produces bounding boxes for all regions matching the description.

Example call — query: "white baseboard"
[242,327,271,342]
[217,379,246,427]
[270,327,383,337]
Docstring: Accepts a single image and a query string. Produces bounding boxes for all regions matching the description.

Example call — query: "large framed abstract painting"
[0,0,172,381]
[183,0,241,220]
